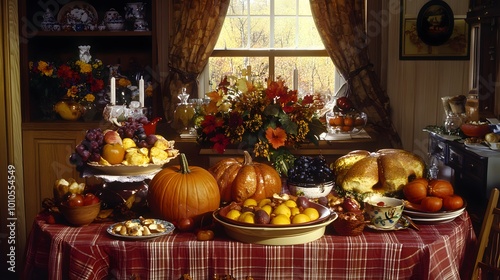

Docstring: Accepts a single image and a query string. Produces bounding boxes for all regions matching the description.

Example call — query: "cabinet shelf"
[33,31,152,37]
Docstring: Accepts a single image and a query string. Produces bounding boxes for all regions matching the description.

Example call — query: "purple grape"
[89,152,101,162]
[80,150,91,161]
[75,144,87,156]
[90,141,99,151]
[138,140,148,148]
[145,134,158,146]
[86,131,96,141]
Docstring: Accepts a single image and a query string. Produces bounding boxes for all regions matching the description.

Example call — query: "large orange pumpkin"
[209,151,282,203]
[148,153,220,223]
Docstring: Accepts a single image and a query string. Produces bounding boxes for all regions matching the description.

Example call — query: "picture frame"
[399,0,470,60]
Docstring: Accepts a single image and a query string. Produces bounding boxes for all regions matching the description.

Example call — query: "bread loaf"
[333,149,425,194]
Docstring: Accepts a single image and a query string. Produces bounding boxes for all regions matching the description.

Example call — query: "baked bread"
[333,149,425,194]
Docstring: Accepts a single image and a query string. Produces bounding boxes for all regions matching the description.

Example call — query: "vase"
[82,101,98,122]
[54,99,83,121]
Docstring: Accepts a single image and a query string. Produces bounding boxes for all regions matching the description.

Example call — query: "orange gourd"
[403,178,429,203]
[148,153,220,223]
[209,151,282,203]
[428,179,454,198]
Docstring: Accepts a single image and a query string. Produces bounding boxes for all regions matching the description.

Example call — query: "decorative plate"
[416,0,454,46]
[403,202,465,223]
[366,216,410,231]
[213,211,337,245]
[57,1,98,25]
[107,219,175,240]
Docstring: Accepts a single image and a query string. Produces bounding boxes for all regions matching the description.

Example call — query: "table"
[23,212,476,280]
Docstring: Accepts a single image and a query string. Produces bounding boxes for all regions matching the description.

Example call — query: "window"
[200,0,342,98]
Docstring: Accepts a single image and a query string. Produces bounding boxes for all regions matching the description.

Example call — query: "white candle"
[139,76,145,107]
[110,77,116,105]
[246,65,252,81]
[293,66,298,91]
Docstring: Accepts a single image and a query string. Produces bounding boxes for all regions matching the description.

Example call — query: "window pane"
[216,17,247,49]
[208,57,269,91]
[298,0,312,15]
[275,57,335,96]
[297,18,323,48]
[249,17,270,48]
[274,17,296,48]
[274,0,296,15]
[249,0,270,15]
[227,0,248,15]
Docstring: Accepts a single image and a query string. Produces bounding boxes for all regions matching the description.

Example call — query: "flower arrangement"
[196,75,326,175]
[57,57,105,104]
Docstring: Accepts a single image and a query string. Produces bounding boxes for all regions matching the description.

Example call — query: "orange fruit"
[102,143,125,165]
[354,117,365,127]
[344,116,354,126]
[331,116,344,126]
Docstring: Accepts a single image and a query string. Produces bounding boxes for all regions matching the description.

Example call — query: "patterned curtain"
[309,0,402,148]
[164,0,230,122]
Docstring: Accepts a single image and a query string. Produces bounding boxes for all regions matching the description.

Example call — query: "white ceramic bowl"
[364,196,404,229]
[287,181,334,198]
[106,21,125,31]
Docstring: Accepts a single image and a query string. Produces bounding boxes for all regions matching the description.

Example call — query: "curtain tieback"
[348,63,373,81]
[168,66,197,83]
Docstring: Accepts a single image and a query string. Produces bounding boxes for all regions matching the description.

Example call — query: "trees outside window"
[201,0,341,98]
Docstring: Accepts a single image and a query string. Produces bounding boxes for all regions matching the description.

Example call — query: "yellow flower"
[118,78,131,87]
[76,60,92,74]
[37,61,54,77]
[66,86,78,98]
[84,94,95,102]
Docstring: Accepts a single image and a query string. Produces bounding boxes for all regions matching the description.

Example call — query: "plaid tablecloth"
[23,212,476,280]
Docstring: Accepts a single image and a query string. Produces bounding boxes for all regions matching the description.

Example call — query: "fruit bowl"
[59,202,101,226]
[213,208,337,245]
[460,123,491,138]
[326,111,367,134]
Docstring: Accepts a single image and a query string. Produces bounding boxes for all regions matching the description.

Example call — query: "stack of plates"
[403,204,466,224]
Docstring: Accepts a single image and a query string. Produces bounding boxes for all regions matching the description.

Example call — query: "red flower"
[210,133,230,153]
[302,95,314,105]
[201,115,224,135]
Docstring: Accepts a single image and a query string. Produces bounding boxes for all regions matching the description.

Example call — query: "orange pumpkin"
[148,153,220,223]
[209,151,282,203]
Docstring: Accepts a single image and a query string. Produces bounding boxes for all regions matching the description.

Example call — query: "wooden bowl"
[460,123,492,138]
[59,202,101,226]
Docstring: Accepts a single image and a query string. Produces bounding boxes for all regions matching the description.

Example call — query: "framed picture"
[400,0,470,60]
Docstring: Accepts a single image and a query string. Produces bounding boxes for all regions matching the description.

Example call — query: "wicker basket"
[332,212,366,236]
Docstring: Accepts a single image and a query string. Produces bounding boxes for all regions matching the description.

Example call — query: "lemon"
[292,213,312,224]
[303,207,320,221]
[54,100,82,121]
[290,207,300,216]
[261,205,273,216]
[273,204,291,218]
[226,209,241,221]
[284,200,297,208]
[271,214,291,225]
[258,198,272,208]
[238,212,255,224]
[243,198,258,207]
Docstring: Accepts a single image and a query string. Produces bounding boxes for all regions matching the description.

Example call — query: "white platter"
[407,216,459,224]
[57,1,98,25]
[107,219,175,240]
[403,204,466,219]
[465,142,490,151]
[213,211,337,245]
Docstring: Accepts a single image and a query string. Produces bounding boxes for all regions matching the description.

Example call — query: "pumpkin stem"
[178,153,191,174]
[243,150,253,165]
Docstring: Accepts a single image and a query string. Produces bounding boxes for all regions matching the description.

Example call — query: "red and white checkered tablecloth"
[23,212,476,280]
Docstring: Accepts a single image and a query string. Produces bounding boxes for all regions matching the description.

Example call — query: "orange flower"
[266,127,287,149]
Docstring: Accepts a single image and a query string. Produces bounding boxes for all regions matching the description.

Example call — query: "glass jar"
[465,91,479,122]
[444,113,462,134]
[173,88,195,134]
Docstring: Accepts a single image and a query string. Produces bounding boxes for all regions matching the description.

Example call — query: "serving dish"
[213,210,337,245]
[216,201,332,228]
[107,219,175,240]
[87,162,166,176]
[57,1,98,25]
[86,152,178,175]
[403,203,465,223]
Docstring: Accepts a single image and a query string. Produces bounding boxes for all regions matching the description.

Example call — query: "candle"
[247,65,252,81]
[293,66,298,91]
[139,76,145,107]
[110,77,116,105]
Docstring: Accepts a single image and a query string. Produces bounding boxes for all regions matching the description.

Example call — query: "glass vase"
[54,98,83,121]
[82,101,98,122]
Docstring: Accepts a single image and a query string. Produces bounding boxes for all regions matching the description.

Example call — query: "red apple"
[104,130,122,145]
[83,193,100,206]
[66,193,84,207]
[177,217,194,232]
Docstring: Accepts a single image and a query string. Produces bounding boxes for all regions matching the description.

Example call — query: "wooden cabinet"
[19,0,160,122]
[428,132,500,230]
[467,0,500,118]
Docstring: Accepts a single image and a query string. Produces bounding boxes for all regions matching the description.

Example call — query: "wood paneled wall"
[385,0,470,160]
